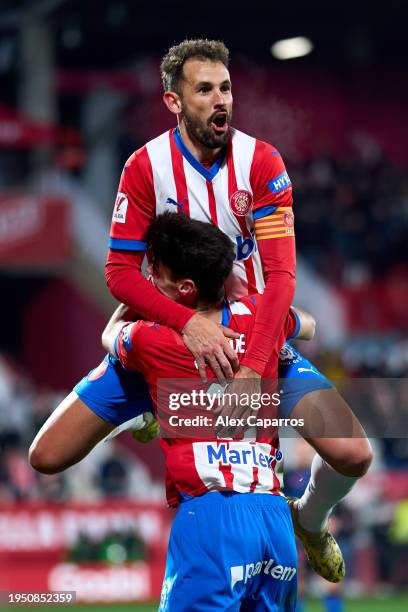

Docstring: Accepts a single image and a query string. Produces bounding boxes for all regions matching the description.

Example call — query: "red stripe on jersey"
[206,180,218,225]
[227,141,257,293]
[219,440,234,488]
[169,130,190,216]
[249,466,259,493]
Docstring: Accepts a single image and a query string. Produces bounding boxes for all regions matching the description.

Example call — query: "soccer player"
[106,38,295,387]
[104,212,306,611]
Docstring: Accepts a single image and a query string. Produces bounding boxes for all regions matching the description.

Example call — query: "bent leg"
[291,388,373,477]
[29,391,114,474]
[278,346,372,536]
[29,354,153,474]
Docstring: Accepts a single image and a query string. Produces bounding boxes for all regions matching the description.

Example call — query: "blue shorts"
[74,346,332,426]
[73,354,153,426]
[278,343,333,418]
[159,492,297,611]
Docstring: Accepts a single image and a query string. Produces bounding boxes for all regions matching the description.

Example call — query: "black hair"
[145,212,234,305]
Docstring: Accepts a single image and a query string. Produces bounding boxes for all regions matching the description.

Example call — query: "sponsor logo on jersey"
[230,558,296,589]
[235,230,257,261]
[229,190,253,216]
[166,196,186,211]
[206,442,275,469]
[268,171,292,194]
[113,192,128,223]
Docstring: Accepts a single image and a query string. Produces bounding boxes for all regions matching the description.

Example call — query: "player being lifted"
[30,40,372,584]
[104,213,303,610]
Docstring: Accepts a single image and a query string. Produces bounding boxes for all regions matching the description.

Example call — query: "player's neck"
[178,122,222,165]
[196,302,222,324]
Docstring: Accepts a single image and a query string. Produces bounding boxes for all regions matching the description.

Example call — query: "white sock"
[296,454,358,533]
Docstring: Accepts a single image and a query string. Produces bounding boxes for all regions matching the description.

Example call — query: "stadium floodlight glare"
[270,36,313,60]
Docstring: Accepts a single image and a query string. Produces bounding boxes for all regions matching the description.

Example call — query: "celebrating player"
[104,212,307,611]
[106,38,295,386]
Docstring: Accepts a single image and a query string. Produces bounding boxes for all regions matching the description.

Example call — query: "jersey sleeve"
[250,140,293,220]
[285,308,300,340]
[109,146,155,252]
[115,320,146,372]
[242,141,296,376]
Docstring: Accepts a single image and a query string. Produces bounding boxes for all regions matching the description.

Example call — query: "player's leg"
[159,493,243,611]
[239,494,298,612]
[290,388,372,533]
[29,354,154,474]
[278,344,372,583]
[29,391,114,473]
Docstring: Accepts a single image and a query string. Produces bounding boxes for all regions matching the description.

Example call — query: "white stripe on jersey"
[145,132,178,215]
[183,158,211,223]
[230,301,252,316]
[192,442,227,490]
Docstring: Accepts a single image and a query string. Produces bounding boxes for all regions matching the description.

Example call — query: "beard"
[182,106,232,149]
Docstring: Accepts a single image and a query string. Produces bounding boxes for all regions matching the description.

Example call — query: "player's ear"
[163,91,182,115]
[178,279,197,299]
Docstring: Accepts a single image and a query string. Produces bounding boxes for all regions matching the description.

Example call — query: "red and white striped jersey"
[115,295,298,506]
[109,127,293,300]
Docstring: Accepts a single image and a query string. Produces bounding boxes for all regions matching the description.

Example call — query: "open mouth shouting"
[209,110,229,135]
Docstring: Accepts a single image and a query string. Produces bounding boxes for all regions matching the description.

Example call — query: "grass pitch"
[1,597,408,611]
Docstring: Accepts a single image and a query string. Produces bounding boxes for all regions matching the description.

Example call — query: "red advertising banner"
[0,105,81,150]
[0,194,71,266]
[0,501,170,603]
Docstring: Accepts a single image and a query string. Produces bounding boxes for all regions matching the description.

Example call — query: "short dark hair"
[160,39,229,93]
[145,212,234,306]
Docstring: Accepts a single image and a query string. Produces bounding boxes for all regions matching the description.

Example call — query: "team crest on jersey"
[229,190,253,217]
[112,192,128,223]
[284,211,294,227]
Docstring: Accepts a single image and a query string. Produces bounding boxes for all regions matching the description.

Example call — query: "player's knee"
[28,440,61,474]
[337,438,373,477]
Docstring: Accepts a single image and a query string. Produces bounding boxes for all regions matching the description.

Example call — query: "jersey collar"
[173,127,226,182]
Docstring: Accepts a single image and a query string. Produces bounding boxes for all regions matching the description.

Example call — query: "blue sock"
[324,594,344,612]
[296,599,306,612]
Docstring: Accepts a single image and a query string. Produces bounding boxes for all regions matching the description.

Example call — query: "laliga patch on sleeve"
[267,171,292,194]
[112,192,128,223]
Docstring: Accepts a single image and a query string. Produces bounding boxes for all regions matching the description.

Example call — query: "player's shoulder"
[253,138,283,164]
[127,319,179,346]
[123,129,172,171]
[231,128,280,158]
[229,293,262,317]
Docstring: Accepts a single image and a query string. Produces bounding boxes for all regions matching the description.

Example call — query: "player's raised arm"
[241,142,296,378]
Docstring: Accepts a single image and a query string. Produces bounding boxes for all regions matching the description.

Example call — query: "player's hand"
[182,314,240,382]
[214,366,261,437]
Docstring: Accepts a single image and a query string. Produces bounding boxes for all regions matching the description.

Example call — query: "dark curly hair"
[160,39,229,93]
[145,212,234,306]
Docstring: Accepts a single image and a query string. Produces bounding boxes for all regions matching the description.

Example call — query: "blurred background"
[0,0,407,609]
